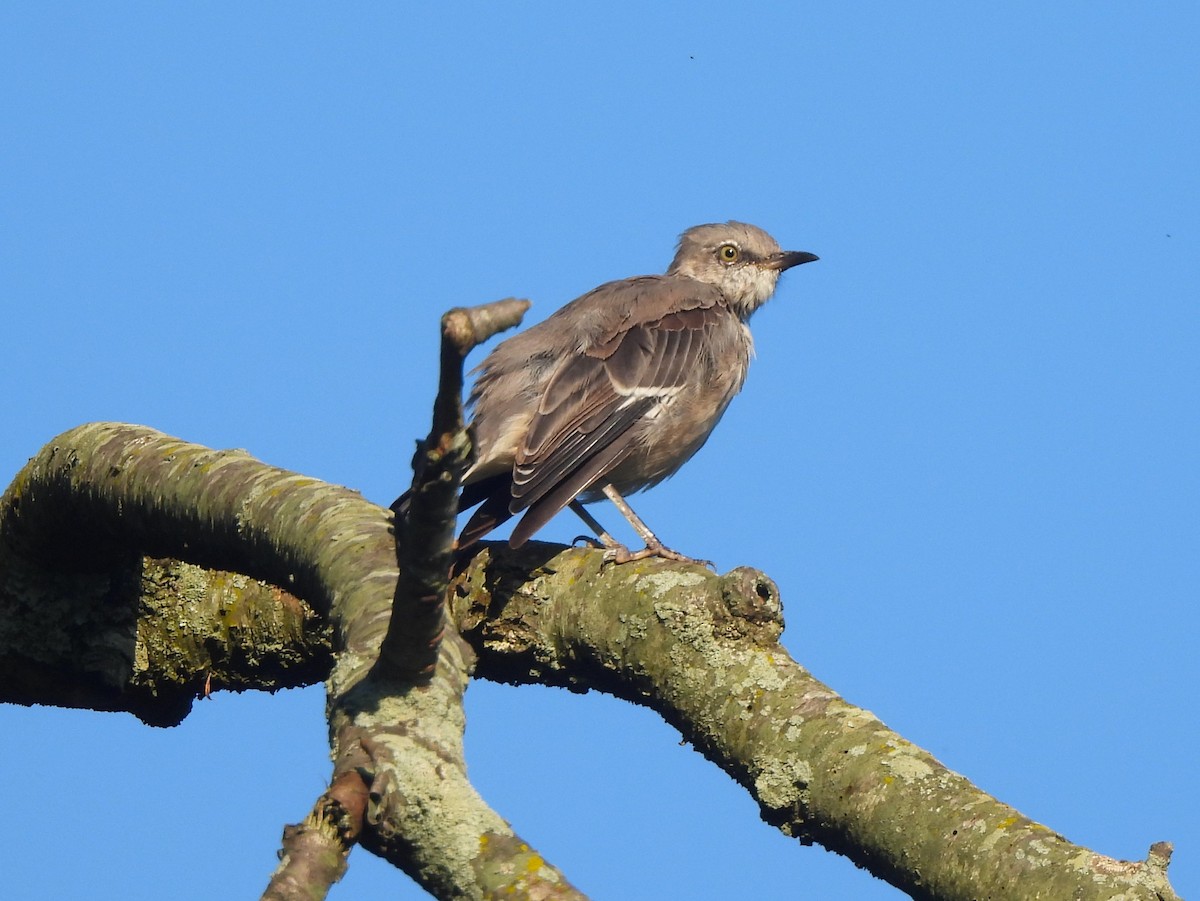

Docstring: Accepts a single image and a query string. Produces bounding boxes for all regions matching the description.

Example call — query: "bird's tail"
[390,475,516,550]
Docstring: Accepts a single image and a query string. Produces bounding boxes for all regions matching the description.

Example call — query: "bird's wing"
[506,282,729,544]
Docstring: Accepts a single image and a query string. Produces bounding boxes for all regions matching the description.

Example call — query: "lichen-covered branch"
[2,482,330,724]
[318,295,582,899]
[451,545,1182,901]
[0,421,395,631]
[0,422,581,901]
[2,423,1182,900]
[325,624,584,901]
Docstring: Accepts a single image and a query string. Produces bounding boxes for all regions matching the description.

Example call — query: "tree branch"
[380,297,531,680]
[262,771,368,901]
[1,423,1183,899]
[0,421,582,901]
[1,547,331,725]
[451,544,1182,901]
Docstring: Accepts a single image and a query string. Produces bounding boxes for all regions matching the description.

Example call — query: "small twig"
[262,771,369,901]
[377,298,530,679]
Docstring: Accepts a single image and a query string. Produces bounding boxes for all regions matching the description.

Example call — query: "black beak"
[764,250,819,271]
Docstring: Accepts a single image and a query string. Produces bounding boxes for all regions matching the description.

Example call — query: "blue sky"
[2,4,1196,899]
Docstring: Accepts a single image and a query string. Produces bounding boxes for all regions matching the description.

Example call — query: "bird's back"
[468,273,749,508]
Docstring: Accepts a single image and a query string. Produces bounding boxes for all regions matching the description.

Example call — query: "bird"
[397,221,818,563]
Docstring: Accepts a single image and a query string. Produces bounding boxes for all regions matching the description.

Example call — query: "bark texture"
[0,423,1183,901]
[452,546,1181,901]
[1,422,579,901]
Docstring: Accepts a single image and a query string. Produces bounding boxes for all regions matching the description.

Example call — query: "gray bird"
[409,221,817,563]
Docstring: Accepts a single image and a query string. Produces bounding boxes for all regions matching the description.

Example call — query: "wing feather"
[509,428,647,547]
[505,286,728,539]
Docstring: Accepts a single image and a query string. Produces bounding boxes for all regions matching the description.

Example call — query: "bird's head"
[667,221,818,318]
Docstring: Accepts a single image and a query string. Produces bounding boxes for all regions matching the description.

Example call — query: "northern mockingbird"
[399,221,817,563]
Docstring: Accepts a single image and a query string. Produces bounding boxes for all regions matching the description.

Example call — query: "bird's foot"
[572,534,605,549]
[601,540,713,569]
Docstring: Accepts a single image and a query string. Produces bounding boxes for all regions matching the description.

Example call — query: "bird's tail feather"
[391,475,516,549]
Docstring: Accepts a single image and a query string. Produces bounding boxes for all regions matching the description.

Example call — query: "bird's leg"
[568,500,628,554]
[599,484,711,567]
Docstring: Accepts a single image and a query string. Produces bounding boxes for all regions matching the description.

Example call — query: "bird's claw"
[599,541,713,569]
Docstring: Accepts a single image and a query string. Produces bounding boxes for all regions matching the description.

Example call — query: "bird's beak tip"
[771,250,819,271]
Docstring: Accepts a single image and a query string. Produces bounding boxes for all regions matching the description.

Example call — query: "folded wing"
[506,292,726,546]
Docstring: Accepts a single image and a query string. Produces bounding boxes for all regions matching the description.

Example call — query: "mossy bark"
[0,423,1182,901]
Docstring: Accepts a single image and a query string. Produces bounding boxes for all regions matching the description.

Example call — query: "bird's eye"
[717,244,740,264]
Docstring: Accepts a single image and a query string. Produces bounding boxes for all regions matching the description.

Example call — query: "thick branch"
[2,546,330,725]
[0,422,394,632]
[325,624,585,900]
[4,424,1180,899]
[451,544,1182,901]
[0,422,581,900]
